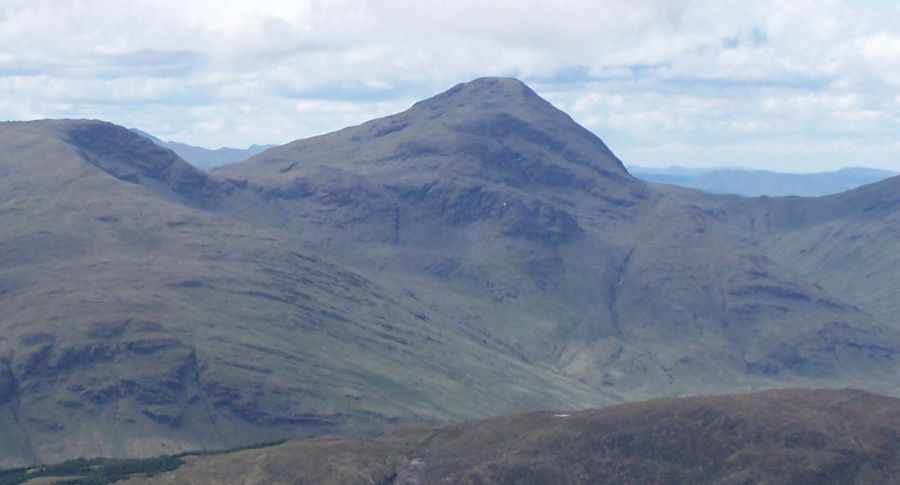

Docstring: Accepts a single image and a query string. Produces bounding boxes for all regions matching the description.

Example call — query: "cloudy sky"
[1,0,899,171]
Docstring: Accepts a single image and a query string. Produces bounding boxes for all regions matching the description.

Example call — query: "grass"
[91,389,900,485]
[0,440,289,485]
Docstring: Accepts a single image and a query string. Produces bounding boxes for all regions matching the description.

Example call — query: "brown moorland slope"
[124,388,900,485]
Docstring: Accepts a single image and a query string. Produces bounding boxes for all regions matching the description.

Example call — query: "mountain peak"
[440,76,536,98]
[411,77,549,114]
[220,76,632,183]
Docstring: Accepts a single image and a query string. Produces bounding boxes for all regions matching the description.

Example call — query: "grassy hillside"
[747,175,900,345]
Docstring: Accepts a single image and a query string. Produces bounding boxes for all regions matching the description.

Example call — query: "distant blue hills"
[131,128,275,170]
[628,165,897,197]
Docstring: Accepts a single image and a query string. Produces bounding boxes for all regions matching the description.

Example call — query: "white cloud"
[0,0,898,171]
[858,32,900,62]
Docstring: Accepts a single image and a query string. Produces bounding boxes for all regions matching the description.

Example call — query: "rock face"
[123,389,900,485]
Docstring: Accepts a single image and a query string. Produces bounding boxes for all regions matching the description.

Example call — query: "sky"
[1,0,900,172]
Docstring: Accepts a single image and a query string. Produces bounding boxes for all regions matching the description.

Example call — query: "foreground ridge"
[115,389,900,485]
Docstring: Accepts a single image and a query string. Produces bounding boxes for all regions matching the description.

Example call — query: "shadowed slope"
[745,175,900,335]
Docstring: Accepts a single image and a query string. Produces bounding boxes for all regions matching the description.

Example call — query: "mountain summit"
[410,77,630,177]
[413,77,545,109]
[219,77,631,186]
[216,78,647,267]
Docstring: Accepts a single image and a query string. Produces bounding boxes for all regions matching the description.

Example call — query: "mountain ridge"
[120,388,900,485]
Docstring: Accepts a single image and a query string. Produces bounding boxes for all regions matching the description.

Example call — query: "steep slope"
[215,78,900,400]
[745,175,900,330]
[630,166,896,197]
[123,388,900,485]
[0,120,603,467]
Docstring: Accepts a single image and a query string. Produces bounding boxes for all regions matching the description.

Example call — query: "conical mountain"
[214,78,900,401]
[217,78,644,251]
[220,77,631,184]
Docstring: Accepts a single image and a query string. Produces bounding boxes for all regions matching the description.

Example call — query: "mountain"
[215,77,900,400]
[0,119,602,467]
[130,128,275,170]
[116,389,900,485]
[3,78,900,467]
[629,166,896,197]
[745,175,900,344]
